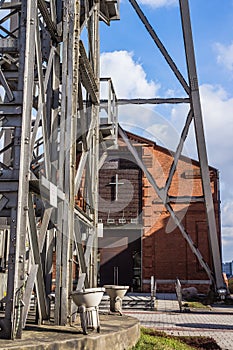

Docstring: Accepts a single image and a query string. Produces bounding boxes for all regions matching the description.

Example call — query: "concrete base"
[0,314,140,350]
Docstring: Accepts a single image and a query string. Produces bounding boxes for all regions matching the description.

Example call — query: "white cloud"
[222,200,233,228]
[171,84,233,170]
[118,104,184,150]
[221,200,233,259]
[100,50,181,150]
[222,227,233,261]
[214,42,233,71]
[138,0,178,8]
[200,85,233,170]
[100,50,160,99]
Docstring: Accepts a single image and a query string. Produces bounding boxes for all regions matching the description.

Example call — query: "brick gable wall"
[141,143,220,293]
[97,134,221,293]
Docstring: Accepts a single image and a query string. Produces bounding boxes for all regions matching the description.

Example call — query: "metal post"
[179,0,224,291]
[150,276,156,309]
[89,1,100,288]
[114,266,119,285]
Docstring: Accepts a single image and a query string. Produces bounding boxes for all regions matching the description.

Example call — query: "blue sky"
[100,0,233,262]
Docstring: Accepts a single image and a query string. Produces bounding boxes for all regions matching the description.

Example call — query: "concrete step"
[0,314,140,350]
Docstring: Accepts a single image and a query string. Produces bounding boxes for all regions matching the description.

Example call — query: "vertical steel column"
[90,1,100,288]
[54,0,69,325]
[179,0,224,290]
[54,0,73,325]
[59,0,80,325]
[67,0,80,321]
[4,0,36,339]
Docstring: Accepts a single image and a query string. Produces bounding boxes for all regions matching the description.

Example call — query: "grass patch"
[131,328,221,350]
[183,302,211,310]
[132,328,195,350]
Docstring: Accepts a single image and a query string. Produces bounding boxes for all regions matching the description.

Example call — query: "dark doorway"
[99,229,141,291]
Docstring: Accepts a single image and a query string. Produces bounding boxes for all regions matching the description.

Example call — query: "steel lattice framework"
[0,0,118,339]
[0,0,225,340]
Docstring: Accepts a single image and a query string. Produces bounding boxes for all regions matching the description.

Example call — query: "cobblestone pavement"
[123,294,233,350]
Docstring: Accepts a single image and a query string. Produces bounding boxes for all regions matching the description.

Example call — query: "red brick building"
[98,130,221,293]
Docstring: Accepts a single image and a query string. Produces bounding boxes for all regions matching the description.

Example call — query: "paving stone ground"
[123,293,233,350]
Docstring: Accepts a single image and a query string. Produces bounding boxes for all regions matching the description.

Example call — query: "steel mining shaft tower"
[0,0,225,340]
